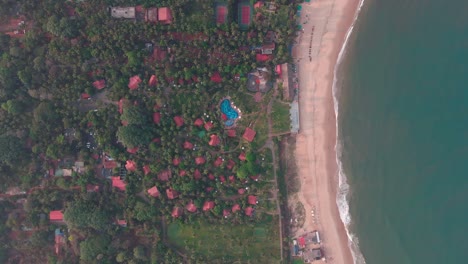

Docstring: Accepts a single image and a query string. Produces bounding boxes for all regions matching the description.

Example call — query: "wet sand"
[293,0,360,263]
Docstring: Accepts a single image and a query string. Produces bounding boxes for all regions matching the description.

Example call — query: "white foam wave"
[332,0,367,263]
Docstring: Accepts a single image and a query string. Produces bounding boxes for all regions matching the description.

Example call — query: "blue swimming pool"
[221,99,239,119]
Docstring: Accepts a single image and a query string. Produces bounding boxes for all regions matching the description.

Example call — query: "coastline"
[293,0,361,263]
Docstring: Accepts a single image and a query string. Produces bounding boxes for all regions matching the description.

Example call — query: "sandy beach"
[293,0,360,263]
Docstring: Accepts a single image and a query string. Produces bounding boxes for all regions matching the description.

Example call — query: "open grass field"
[271,100,291,134]
[167,217,281,263]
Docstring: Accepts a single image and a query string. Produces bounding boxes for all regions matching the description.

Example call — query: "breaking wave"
[332,0,367,263]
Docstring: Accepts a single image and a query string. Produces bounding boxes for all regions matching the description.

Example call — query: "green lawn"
[271,100,291,134]
[167,218,281,263]
[252,112,269,149]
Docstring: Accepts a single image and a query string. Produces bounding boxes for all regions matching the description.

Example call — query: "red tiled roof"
[210,72,222,83]
[81,93,90,99]
[184,141,194,150]
[153,112,161,124]
[104,159,118,169]
[232,204,241,213]
[208,173,215,180]
[227,129,236,137]
[298,237,306,248]
[49,211,63,221]
[221,113,228,121]
[248,195,257,205]
[194,118,204,127]
[117,219,127,227]
[93,80,106,90]
[226,160,236,170]
[173,157,181,166]
[219,175,226,183]
[186,202,197,213]
[202,201,215,211]
[256,54,272,62]
[194,169,202,180]
[213,157,223,167]
[239,152,246,161]
[242,127,256,142]
[112,177,126,191]
[158,7,172,23]
[125,160,137,171]
[254,1,264,9]
[143,165,151,175]
[204,121,214,131]
[171,206,183,218]
[147,186,160,197]
[245,206,254,216]
[128,75,142,90]
[179,169,187,176]
[238,188,246,194]
[275,64,282,77]
[86,184,100,192]
[250,175,260,181]
[229,175,236,183]
[205,187,214,192]
[195,156,205,165]
[166,188,179,199]
[158,169,171,181]
[174,116,184,127]
[223,209,231,217]
[127,147,138,154]
[216,6,227,24]
[209,134,220,146]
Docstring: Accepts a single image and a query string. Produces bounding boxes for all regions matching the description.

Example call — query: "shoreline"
[293,0,361,263]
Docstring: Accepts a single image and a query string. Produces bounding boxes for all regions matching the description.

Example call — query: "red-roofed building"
[238,188,246,194]
[213,157,223,167]
[143,165,151,175]
[209,134,220,146]
[256,54,273,62]
[223,209,231,218]
[173,157,181,166]
[211,72,222,83]
[104,159,118,169]
[219,175,226,183]
[127,147,138,154]
[243,127,256,142]
[147,186,160,197]
[275,64,282,77]
[49,211,64,222]
[128,75,142,90]
[298,236,306,248]
[86,184,100,192]
[186,202,197,213]
[93,80,106,90]
[208,173,215,180]
[166,188,179,199]
[245,206,254,216]
[179,169,187,176]
[204,121,214,131]
[158,7,173,24]
[117,219,127,227]
[232,204,241,213]
[184,141,194,150]
[226,160,236,170]
[250,175,260,181]
[158,169,171,181]
[81,93,90,100]
[153,112,161,124]
[194,118,204,127]
[149,75,158,86]
[171,206,183,218]
[254,1,264,9]
[174,116,184,127]
[229,175,236,183]
[248,195,257,205]
[112,177,126,191]
[203,201,215,211]
[239,152,246,161]
[227,129,236,137]
[216,5,228,24]
[194,169,202,180]
[125,160,137,171]
[206,187,214,192]
[195,156,206,165]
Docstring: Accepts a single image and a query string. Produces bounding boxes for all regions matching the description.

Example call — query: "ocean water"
[335,0,468,263]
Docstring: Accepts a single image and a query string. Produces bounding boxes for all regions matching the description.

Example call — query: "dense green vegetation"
[0,0,299,262]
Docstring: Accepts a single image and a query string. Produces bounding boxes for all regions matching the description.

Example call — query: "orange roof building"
[245,206,254,216]
[125,160,137,171]
[143,165,151,175]
[174,116,184,127]
[232,204,241,213]
[149,74,158,86]
[203,201,215,211]
[112,177,126,191]
[158,7,173,24]
[153,112,161,124]
[93,80,106,89]
[147,186,160,197]
[186,202,197,213]
[204,121,214,131]
[128,75,142,90]
[171,206,183,218]
[184,141,194,150]
[248,195,257,205]
[195,156,206,165]
[209,134,220,146]
[166,188,179,199]
[194,118,204,127]
[49,211,64,222]
[242,127,256,142]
